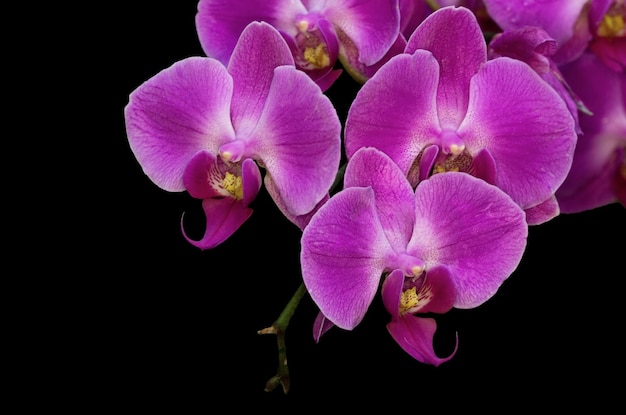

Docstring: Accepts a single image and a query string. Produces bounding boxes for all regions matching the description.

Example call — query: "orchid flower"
[124,22,341,249]
[344,6,578,225]
[587,0,626,72]
[487,25,586,134]
[195,0,402,89]
[556,52,626,212]
[301,147,528,365]
[482,0,625,71]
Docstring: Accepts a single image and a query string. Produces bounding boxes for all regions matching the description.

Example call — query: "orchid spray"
[124,1,625,394]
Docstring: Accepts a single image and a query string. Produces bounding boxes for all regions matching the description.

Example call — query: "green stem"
[425,0,441,11]
[258,283,308,394]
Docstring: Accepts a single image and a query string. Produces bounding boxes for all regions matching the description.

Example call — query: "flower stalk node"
[258,283,308,394]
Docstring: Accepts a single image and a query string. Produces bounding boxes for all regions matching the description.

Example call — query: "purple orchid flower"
[344,6,578,225]
[124,22,341,249]
[483,0,625,71]
[556,52,626,212]
[487,25,586,134]
[301,147,528,365]
[587,0,626,72]
[195,0,401,89]
[482,0,590,65]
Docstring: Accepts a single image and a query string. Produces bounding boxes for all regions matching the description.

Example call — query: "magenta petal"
[195,0,304,65]
[363,34,408,78]
[488,27,558,74]
[241,158,262,206]
[125,57,235,191]
[417,144,439,185]
[301,186,393,330]
[312,311,335,343]
[345,51,440,174]
[468,148,497,186]
[183,150,222,199]
[524,194,560,226]
[459,57,577,210]
[381,269,404,321]
[228,22,295,136]
[405,6,486,129]
[557,52,626,212]
[324,0,400,65]
[315,17,340,67]
[254,66,341,216]
[482,0,588,47]
[264,172,330,230]
[344,147,416,253]
[414,265,456,314]
[387,315,457,366]
[312,68,343,92]
[410,172,528,308]
[182,197,253,250]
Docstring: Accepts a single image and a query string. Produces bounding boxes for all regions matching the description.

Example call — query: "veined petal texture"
[228,22,295,137]
[301,186,394,330]
[251,66,341,216]
[458,57,577,210]
[196,0,305,64]
[409,172,528,308]
[125,57,235,191]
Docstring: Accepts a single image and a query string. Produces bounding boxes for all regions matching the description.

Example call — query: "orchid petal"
[313,311,335,343]
[183,150,222,199]
[265,173,330,230]
[301,186,393,330]
[413,265,457,314]
[488,27,558,74]
[241,158,263,206]
[195,0,305,64]
[345,51,440,174]
[381,269,404,321]
[387,315,457,366]
[228,22,295,137]
[458,57,577,210]
[467,148,497,186]
[340,33,408,83]
[399,0,434,39]
[482,0,588,47]
[405,6,486,129]
[416,145,439,186]
[344,147,415,252]
[253,66,341,216]
[125,57,235,191]
[524,194,560,226]
[409,172,528,308]
[312,68,344,92]
[182,197,253,250]
[557,52,626,212]
[322,0,401,65]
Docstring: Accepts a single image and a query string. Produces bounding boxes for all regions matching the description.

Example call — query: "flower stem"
[258,282,308,394]
[425,0,441,11]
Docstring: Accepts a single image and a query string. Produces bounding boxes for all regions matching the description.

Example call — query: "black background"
[86,1,626,410]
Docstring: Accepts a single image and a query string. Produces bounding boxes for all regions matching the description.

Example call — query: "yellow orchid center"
[598,2,626,37]
[399,286,420,315]
[222,172,243,199]
[304,43,330,69]
[598,13,625,37]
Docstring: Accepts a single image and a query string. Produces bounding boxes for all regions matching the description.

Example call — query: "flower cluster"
[124,0,625,393]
